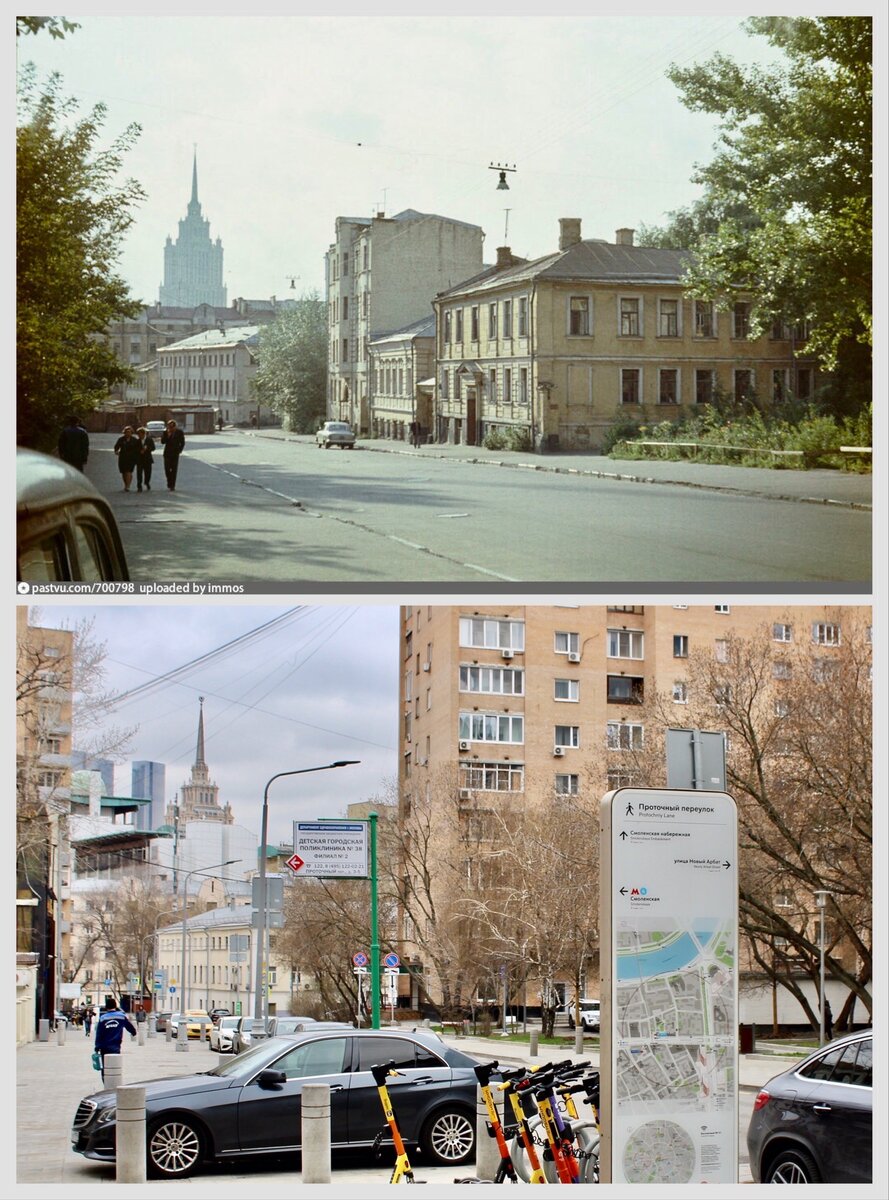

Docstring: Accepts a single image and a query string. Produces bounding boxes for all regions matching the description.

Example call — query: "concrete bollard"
[476,1083,500,1181]
[165,1022,173,1043]
[116,1085,147,1184]
[530,1029,539,1057]
[147,1017,156,1039]
[301,1083,331,1183]
[137,1023,146,1046]
[574,1027,584,1056]
[38,1018,50,1042]
[103,1052,123,1092]
[176,1020,189,1053]
[200,1021,207,1042]
[57,1021,67,1046]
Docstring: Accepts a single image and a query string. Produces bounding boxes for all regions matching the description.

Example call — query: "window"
[734,369,754,402]
[621,368,640,405]
[620,298,640,336]
[555,774,579,795]
[460,761,524,792]
[455,309,464,341]
[772,368,788,403]
[569,296,590,335]
[518,297,528,336]
[458,712,524,743]
[607,628,643,659]
[607,766,635,790]
[607,721,644,751]
[694,300,715,337]
[488,368,497,399]
[695,369,715,405]
[519,368,528,404]
[554,631,580,656]
[733,301,751,338]
[459,665,524,695]
[459,617,524,650]
[658,368,678,405]
[488,303,498,339]
[658,299,680,336]
[812,622,841,646]
[672,681,688,703]
[274,1037,350,1079]
[441,369,449,400]
[608,605,644,613]
[503,299,512,338]
[772,661,793,679]
[444,311,452,343]
[504,368,512,402]
[714,604,731,614]
[342,296,348,321]
[795,367,812,400]
[673,634,689,658]
[772,623,793,643]
[554,679,579,701]
[471,306,479,341]
[714,684,732,706]
[714,639,729,663]
[607,675,644,703]
[554,725,580,748]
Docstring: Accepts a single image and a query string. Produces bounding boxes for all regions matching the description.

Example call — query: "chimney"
[559,218,582,250]
[496,246,513,269]
[615,227,635,246]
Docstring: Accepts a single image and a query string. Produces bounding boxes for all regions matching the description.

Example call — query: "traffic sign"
[169,986,176,994]
[352,951,368,967]
[286,852,305,874]
[292,821,369,878]
[383,952,400,969]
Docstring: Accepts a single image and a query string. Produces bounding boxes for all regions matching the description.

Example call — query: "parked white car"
[208,1015,240,1053]
[315,421,356,449]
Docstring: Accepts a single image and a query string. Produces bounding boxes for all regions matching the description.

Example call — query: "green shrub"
[602,415,643,454]
[505,426,533,452]
[483,427,507,450]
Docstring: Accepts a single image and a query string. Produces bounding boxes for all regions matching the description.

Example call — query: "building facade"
[367,315,435,441]
[156,326,261,426]
[159,153,226,308]
[326,209,484,433]
[131,760,167,831]
[434,219,817,451]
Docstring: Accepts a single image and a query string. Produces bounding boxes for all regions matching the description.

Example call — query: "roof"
[370,314,436,345]
[17,449,108,513]
[389,208,482,233]
[70,829,171,850]
[159,325,261,351]
[157,902,253,934]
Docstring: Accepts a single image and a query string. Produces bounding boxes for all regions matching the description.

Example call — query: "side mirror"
[256,1069,287,1090]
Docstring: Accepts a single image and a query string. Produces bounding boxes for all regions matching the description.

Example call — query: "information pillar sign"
[600,788,738,1185]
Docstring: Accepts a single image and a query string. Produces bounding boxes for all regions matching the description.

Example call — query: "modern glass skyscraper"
[131,760,166,831]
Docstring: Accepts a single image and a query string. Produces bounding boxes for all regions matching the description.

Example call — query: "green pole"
[369,811,380,1030]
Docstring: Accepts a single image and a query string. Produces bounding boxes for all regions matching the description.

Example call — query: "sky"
[15,6,801,306]
[29,603,400,851]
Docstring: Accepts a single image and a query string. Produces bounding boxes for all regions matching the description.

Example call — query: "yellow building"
[433,219,817,451]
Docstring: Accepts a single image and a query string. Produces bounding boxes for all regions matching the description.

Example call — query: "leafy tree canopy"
[655,17,871,375]
[254,296,328,434]
[17,66,145,448]
[17,17,80,39]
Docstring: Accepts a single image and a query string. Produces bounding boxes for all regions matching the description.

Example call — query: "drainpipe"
[529,280,537,449]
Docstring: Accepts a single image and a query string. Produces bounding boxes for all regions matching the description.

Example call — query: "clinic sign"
[600,788,738,1185]
[292,821,369,878]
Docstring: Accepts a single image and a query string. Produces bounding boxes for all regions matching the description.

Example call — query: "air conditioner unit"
[419,757,428,766]
[568,652,581,663]
[422,662,431,672]
[458,789,472,800]
[553,746,566,757]
[458,740,471,751]
[501,648,515,660]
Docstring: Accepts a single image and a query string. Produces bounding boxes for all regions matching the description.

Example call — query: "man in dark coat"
[161,420,186,491]
[113,426,140,492]
[94,999,136,1082]
[58,415,89,471]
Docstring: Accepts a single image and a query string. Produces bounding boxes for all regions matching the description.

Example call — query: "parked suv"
[566,999,601,1031]
[746,1029,872,1183]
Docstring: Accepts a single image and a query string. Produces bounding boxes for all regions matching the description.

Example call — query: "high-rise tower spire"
[190,146,199,211]
[195,695,206,770]
[159,150,226,306]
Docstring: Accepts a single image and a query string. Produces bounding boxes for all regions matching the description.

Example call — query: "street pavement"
[15,1025,797,1189]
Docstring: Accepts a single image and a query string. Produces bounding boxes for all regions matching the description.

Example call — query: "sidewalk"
[246,429,872,510]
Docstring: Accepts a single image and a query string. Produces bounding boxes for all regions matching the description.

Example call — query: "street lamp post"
[814,890,831,1045]
[252,761,360,1034]
[179,860,241,1016]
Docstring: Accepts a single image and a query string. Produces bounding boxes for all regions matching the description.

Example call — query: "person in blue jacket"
[94,998,137,1082]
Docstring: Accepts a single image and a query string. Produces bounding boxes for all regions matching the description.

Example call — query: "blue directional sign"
[384,952,400,969]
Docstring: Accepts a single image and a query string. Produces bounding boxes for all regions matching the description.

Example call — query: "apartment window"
[772,661,793,680]
[607,675,644,704]
[695,369,715,405]
[342,337,349,363]
[715,605,731,614]
[772,623,793,643]
[39,736,63,754]
[714,684,732,706]
[714,639,729,663]
[607,605,644,613]
[734,369,754,402]
[459,712,524,744]
[658,299,680,337]
[555,774,579,795]
[733,301,751,338]
[795,367,812,400]
[554,630,580,656]
[441,369,449,399]
[504,368,512,402]
[460,761,524,792]
[812,622,841,646]
[444,311,452,343]
[488,303,498,339]
[607,721,644,751]
[518,297,528,336]
[363,292,368,316]
[774,699,790,718]
[658,368,678,405]
[341,253,348,277]
[813,657,839,682]
[694,300,715,337]
[471,306,479,341]
[459,665,524,695]
[554,725,580,748]
[620,297,641,336]
[672,681,688,704]
[342,296,349,321]
[607,766,636,790]
[554,679,579,702]
[673,635,689,658]
[621,368,640,405]
[568,296,590,336]
[459,617,524,650]
[502,299,512,338]
[607,628,643,659]
[519,368,528,404]
[455,309,464,341]
[426,689,432,711]
[38,769,63,788]
[772,368,789,403]
[488,369,497,399]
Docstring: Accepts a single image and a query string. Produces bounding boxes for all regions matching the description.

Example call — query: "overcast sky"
[16,5,809,306]
[31,603,400,848]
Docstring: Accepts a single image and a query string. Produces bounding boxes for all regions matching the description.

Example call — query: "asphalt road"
[86,433,871,585]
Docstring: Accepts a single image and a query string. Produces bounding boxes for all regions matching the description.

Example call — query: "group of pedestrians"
[113,421,185,492]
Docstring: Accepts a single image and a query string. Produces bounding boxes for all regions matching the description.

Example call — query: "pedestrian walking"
[161,420,186,491]
[83,1007,94,1037]
[113,426,140,492]
[824,999,834,1040]
[94,999,136,1082]
[58,415,90,471]
[135,427,155,492]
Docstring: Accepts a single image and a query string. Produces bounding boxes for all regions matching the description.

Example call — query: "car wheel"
[147,1116,205,1178]
[420,1106,475,1166]
[764,1147,821,1184]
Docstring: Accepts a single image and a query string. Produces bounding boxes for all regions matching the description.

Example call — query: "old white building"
[156,326,261,425]
[368,315,436,442]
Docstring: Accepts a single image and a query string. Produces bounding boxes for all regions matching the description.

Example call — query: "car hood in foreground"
[87,1072,237,1106]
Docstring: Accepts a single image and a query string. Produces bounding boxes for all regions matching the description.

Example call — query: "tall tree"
[17,66,145,448]
[664,17,872,386]
[253,295,328,433]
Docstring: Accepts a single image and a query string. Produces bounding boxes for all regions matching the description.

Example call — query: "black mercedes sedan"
[71,1028,480,1178]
